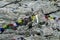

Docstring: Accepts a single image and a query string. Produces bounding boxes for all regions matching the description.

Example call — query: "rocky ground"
[0,0,60,40]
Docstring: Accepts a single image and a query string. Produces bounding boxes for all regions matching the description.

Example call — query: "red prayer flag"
[45,15,48,20]
[58,18,60,20]
[9,24,14,27]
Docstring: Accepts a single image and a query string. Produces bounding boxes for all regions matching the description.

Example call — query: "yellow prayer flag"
[50,16,54,20]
